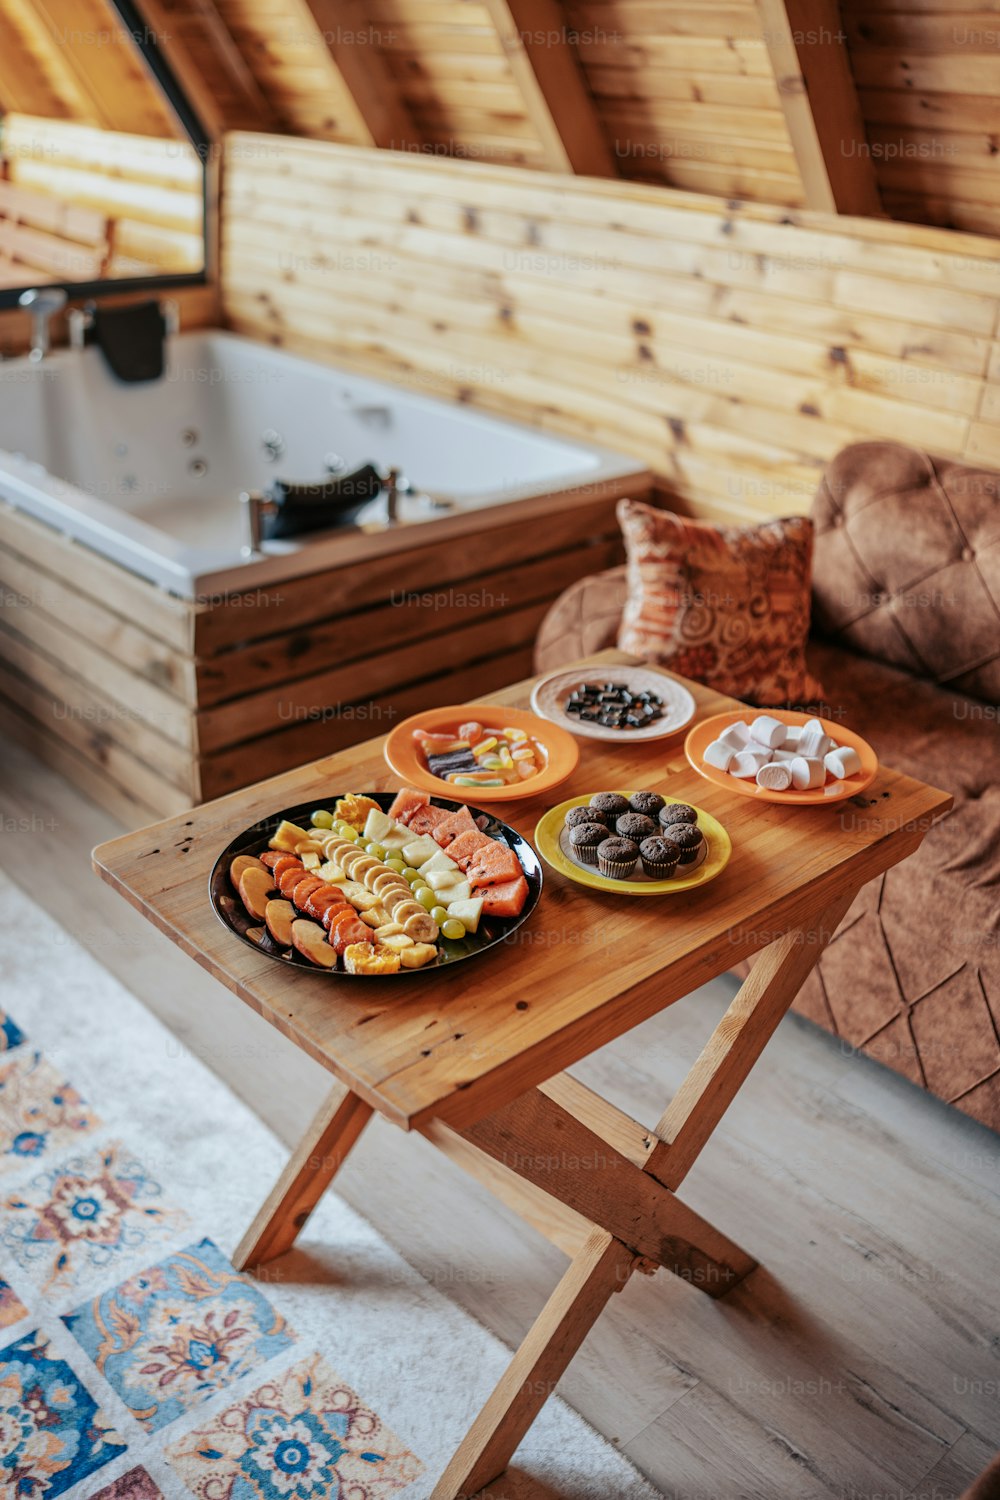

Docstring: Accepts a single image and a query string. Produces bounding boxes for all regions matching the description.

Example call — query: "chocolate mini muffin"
[597,835,639,880]
[569,821,610,865]
[659,802,698,829]
[667,822,703,864]
[616,811,656,843]
[639,835,681,879]
[629,790,665,819]
[565,804,606,831]
[589,791,630,819]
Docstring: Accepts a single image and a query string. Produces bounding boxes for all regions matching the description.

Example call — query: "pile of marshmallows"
[703,716,863,793]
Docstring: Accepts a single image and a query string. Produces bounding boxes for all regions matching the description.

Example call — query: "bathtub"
[0,331,644,598]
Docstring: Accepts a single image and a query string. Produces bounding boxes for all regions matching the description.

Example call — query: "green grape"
[385,857,405,873]
[441,918,466,941]
[368,843,387,861]
[336,822,359,842]
[416,886,437,911]
[402,866,421,883]
[310,808,334,829]
[430,905,449,925]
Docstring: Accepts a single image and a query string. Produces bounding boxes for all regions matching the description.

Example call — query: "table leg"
[433,887,859,1496]
[233,1081,373,1270]
[430,1229,637,1500]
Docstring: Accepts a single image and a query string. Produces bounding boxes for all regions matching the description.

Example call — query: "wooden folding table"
[93,650,951,1498]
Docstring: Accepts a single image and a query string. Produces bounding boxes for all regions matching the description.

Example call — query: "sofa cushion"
[797,637,1000,1131]
[615,499,822,705]
[812,441,1000,704]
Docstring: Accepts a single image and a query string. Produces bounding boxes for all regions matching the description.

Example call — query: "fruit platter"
[530,666,696,744]
[685,709,879,805]
[535,790,731,896]
[210,788,542,976]
[384,704,579,803]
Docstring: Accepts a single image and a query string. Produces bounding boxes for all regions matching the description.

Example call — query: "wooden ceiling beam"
[134,0,277,139]
[756,0,881,216]
[482,0,616,177]
[298,0,421,150]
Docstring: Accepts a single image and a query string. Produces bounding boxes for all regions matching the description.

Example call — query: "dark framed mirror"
[0,0,209,308]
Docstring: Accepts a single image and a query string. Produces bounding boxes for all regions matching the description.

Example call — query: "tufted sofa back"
[811,441,1000,704]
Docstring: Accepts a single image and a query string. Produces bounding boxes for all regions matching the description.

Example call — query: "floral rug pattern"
[65,1239,295,1433]
[0,1008,423,1499]
[1,1140,186,1296]
[166,1353,423,1500]
[0,1048,99,1174]
[0,1328,126,1496]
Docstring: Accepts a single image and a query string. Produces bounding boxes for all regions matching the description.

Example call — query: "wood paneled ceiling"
[2,0,998,240]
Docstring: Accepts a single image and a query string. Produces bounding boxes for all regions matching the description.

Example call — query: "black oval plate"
[209,792,543,977]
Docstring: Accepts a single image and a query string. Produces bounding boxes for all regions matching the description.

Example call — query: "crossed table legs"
[233,890,856,1498]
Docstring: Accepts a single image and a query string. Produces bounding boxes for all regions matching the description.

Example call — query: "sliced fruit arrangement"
[413,720,545,788]
[217,789,539,976]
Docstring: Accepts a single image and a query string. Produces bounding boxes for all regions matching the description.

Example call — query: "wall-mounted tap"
[18,287,68,361]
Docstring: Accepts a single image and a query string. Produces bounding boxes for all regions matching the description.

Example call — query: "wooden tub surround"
[0,472,645,824]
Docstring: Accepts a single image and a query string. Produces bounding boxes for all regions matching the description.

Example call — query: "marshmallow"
[780,725,803,748]
[703,739,735,772]
[718,720,752,752]
[756,761,792,791]
[771,748,798,762]
[789,756,826,790]
[824,745,862,779]
[749,714,787,750]
[730,749,770,779]
[798,727,834,759]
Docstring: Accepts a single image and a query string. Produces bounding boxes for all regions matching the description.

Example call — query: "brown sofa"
[535,442,1000,1134]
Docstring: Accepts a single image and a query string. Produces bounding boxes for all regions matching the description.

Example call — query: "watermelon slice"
[479,874,529,918]
[406,803,451,837]
[431,804,479,846]
[466,842,524,887]
[446,829,494,870]
[387,787,430,825]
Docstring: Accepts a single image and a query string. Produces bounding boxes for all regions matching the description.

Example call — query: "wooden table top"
[93,651,951,1132]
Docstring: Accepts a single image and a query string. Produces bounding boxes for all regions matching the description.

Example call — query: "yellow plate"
[534,793,732,896]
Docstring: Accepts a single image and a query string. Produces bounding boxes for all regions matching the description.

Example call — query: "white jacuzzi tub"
[0,331,643,598]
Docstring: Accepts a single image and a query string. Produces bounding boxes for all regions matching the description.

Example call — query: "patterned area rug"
[0,870,659,1500]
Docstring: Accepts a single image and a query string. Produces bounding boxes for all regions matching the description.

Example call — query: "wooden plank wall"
[564,0,805,202]
[3,114,204,275]
[221,132,1000,524]
[844,0,1000,239]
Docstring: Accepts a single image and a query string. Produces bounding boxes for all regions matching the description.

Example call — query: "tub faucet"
[18,287,68,361]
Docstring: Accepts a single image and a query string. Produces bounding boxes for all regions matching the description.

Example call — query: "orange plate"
[384,703,580,804]
[684,710,879,805]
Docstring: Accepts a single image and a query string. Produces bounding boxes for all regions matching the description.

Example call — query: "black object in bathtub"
[261,463,383,540]
[92,301,167,382]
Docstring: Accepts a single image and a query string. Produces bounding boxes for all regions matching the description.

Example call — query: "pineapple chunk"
[269,819,311,852]
[301,851,321,871]
[379,932,415,951]
[399,942,438,969]
[317,860,345,884]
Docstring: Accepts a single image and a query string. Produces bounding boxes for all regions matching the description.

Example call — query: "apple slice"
[265,898,295,946]
[446,897,484,934]
[239,866,275,921]
[291,918,337,968]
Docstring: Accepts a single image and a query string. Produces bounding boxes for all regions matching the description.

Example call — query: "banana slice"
[372,871,409,900]
[403,910,439,942]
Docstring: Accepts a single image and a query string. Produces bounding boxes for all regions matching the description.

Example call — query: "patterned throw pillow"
[616,499,823,706]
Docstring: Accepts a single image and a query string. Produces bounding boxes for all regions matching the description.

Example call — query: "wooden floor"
[3,736,998,1500]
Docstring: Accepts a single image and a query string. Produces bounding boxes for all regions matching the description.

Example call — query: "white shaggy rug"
[0,869,660,1500]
